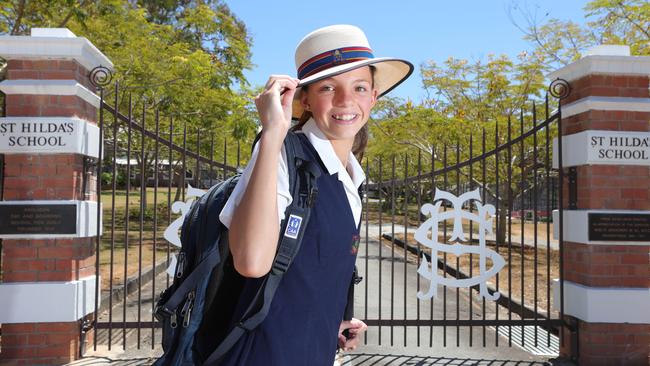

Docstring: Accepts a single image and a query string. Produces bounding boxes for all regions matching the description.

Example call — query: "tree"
[585,0,649,55]
[513,0,649,70]
[1,0,259,203]
[368,51,552,243]
[367,0,649,243]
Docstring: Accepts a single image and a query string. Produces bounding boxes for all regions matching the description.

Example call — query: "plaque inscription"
[0,204,77,235]
[588,213,650,241]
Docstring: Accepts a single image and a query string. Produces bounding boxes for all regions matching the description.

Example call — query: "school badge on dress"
[350,234,360,255]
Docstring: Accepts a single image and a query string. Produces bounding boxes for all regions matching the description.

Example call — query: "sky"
[226,0,591,102]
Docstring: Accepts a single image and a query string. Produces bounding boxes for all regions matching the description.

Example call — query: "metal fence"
[92,79,570,354]
[356,83,568,351]
[92,81,243,350]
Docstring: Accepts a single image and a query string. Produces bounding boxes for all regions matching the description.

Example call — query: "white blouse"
[218,118,366,228]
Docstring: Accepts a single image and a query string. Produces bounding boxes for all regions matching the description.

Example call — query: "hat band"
[298,47,374,79]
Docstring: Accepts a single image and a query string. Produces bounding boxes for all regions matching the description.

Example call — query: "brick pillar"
[0,28,112,365]
[550,45,650,365]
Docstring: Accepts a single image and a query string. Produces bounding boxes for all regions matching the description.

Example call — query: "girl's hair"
[290,66,375,162]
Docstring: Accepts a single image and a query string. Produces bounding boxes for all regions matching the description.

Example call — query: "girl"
[218,24,413,365]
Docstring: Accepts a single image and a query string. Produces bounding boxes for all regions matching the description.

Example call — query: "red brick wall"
[562,110,650,135]
[1,322,81,365]
[564,242,650,287]
[562,165,650,210]
[5,95,97,123]
[5,60,94,91]
[562,75,649,105]
[579,323,650,366]
[557,70,650,364]
[0,55,99,364]
[2,155,86,200]
[2,238,96,282]
[4,59,97,123]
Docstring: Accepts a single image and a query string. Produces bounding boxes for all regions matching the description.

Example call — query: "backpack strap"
[203,131,320,366]
[155,246,221,320]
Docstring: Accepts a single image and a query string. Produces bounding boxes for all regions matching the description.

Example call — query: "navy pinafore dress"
[219,134,360,366]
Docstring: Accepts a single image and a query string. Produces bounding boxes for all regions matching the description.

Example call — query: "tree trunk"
[173,169,183,202]
[497,203,508,245]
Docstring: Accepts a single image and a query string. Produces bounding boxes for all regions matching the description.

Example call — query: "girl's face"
[300,66,377,144]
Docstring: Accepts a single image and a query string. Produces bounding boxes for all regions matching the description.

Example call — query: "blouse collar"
[301,118,366,189]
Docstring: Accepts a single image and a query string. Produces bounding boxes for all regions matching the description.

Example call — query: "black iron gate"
[91,78,242,351]
[92,77,571,355]
[355,81,570,352]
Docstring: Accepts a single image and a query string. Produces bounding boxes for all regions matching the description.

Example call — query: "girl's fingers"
[265,76,299,92]
[255,75,299,127]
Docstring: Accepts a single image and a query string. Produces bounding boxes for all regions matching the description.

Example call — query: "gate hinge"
[79,318,94,357]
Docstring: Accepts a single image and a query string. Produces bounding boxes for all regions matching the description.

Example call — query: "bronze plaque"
[588,213,650,241]
[0,204,77,235]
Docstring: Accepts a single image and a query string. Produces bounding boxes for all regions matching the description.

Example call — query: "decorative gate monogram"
[163,184,206,274]
[415,188,505,301]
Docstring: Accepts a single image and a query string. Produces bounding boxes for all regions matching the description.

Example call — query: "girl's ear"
[370,88,378,108]
[300,90,310,110]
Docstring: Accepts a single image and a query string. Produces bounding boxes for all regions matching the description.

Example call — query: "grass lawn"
[99,188,185,291]
[101,187,182,210]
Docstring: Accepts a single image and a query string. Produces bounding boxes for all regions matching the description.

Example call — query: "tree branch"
[10,0,27,35]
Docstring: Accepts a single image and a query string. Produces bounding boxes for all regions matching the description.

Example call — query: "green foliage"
[1,0,259,168]
[101,171,126,187]
[521,18,595,67]
[368,51,550,190]
[585,0,650,56]
[367,0,649,194]
[515,0,649,69]
[128,201,169,221]
[101,172,112,187]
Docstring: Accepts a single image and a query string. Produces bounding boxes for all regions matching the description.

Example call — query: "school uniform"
[218,118,365,365]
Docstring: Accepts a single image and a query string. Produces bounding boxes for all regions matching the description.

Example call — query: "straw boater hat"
[292,24,414,119]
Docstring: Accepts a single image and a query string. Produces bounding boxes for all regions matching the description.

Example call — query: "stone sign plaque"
[553,131,650,168]
[0,117,100,158]
[0,204,77,235]
[588,213,650,241]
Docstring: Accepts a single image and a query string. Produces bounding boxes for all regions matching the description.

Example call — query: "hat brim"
[292,57,414,120]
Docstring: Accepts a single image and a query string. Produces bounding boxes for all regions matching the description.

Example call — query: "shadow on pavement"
[66,356,155,366]
[343,353,552,366]
[68,354,556,366]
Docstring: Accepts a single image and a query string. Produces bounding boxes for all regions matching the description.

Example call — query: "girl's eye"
[319,85,334,92]
[356,86,368,92]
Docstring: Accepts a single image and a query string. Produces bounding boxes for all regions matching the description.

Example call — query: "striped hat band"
[297,47,374,80]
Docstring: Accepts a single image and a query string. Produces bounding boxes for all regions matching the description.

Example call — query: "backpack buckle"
[307,187,318,207]
[272,252,291,274]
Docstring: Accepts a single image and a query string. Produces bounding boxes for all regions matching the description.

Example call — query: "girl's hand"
[255,75,300,136]
[337,318,367,352]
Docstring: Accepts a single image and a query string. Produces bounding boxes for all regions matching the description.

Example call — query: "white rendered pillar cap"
[0,27,114,71]
[548,44,649,81]
[31,28,76,38]
[584,45,631,57]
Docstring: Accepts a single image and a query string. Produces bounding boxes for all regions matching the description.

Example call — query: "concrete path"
[67,227,557,365]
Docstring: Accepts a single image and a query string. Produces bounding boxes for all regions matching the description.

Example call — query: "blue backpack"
[153,132,321,365]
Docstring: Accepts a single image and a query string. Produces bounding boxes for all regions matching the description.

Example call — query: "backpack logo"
[285,214,303,239]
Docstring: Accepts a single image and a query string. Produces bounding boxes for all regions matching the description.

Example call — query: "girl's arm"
[228,76,299,278]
